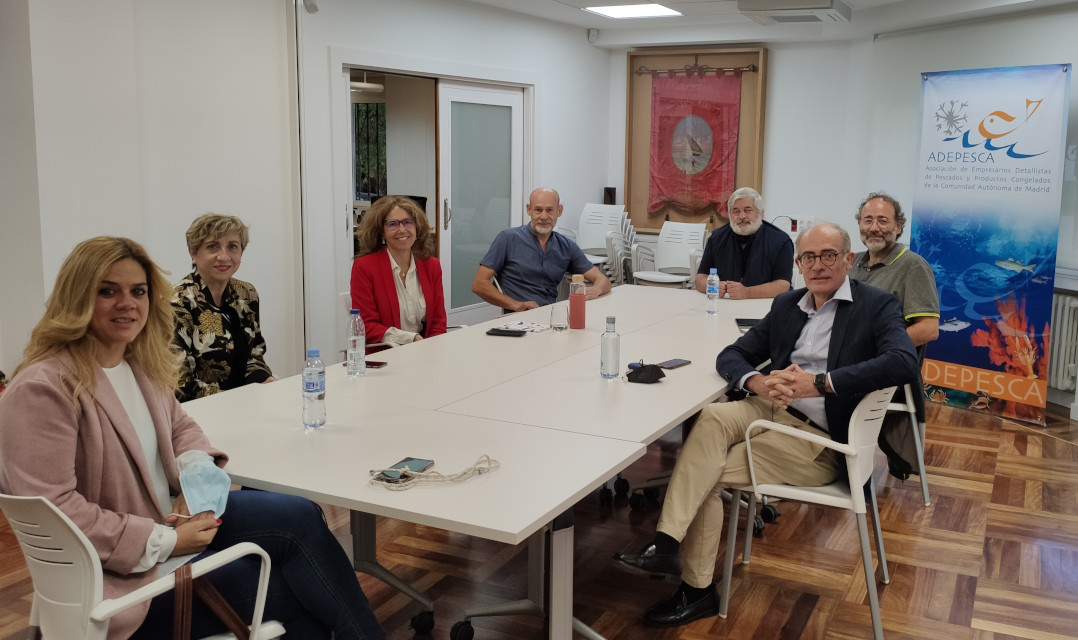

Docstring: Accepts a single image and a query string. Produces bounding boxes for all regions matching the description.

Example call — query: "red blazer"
[350,249,448,343]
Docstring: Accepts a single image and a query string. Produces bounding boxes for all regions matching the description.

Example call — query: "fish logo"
[939,317,971,332]
[942,97,1047,158]
[994,258,1036,273]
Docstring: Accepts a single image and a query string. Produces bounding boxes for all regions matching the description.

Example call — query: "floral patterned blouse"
[171,271,273,401]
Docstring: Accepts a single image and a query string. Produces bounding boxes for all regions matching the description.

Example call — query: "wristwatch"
[813,372,828,395]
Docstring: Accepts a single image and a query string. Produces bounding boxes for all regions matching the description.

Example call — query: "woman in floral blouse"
[172,214,275,401]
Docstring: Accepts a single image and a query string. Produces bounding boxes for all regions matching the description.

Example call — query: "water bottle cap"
[307,348,319,357]
[350,309,360,315]
[606,315,615,324]
[572,274,584,283]
[709,268,717,274]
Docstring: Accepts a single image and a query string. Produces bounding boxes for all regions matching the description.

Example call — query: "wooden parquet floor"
[2,402,1078,639]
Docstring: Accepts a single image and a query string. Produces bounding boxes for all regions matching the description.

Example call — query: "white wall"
[0,0,44,373]
[0,0,300,378]
[296,0,613,357]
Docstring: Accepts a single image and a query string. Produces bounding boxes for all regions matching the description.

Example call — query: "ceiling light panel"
[584,4,683,18]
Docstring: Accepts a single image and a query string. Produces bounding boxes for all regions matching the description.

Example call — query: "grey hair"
[855,192,906,234]
[795,222,851,255]
[727,187,764,214]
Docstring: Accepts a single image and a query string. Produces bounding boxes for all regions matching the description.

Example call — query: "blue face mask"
[178,457,231,518]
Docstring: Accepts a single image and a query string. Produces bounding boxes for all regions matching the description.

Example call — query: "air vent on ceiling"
[737,0,852,25]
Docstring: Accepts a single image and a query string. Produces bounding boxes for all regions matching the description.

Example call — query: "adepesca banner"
[912,64,1071,425]
[648,72,741,214]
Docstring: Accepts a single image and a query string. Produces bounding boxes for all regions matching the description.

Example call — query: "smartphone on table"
[375,457,434,483]
[656,358,691,370]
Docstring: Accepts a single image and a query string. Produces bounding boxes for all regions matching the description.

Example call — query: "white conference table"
[185,285,775,638]
[184,386,644,639]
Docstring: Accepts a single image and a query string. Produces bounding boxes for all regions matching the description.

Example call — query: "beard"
[731,217,762,236]
[863,234,895,253]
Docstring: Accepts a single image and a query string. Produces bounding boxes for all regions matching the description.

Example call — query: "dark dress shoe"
[613,544,681,577]
[643,584,720,627]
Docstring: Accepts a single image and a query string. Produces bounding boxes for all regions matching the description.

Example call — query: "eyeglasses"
[796,250,841,268]
[384,218,416,231]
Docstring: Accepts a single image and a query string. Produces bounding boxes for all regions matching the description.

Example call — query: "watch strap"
[814,372,827,395]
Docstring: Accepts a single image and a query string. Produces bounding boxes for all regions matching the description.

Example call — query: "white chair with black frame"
[631,221,707,288]
[719,386,897,640]
[0,493,285,640]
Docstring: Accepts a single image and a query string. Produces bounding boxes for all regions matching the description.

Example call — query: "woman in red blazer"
[350,196,447,346]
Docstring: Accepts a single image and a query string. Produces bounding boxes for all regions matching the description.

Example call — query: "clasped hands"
[166,492,221,556]
[747,364,820,409]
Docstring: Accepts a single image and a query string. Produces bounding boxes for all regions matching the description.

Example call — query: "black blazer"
[716,278,918,445]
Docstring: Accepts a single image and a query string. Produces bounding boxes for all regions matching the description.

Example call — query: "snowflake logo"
[934,99,968,137]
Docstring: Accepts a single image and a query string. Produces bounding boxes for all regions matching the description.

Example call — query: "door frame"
[328,47,536,336]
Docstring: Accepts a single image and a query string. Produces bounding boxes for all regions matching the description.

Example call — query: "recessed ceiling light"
[584,4,682,19]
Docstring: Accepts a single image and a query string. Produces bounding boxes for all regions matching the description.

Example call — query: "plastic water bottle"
[301,348,326,429]
[347,309,366,378]
[706,268,720,315]
[600,316,620,379]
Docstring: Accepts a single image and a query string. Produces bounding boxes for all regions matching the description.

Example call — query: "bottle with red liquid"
[569,274,586,329]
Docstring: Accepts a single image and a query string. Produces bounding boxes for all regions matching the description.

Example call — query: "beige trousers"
[656,395,840,587]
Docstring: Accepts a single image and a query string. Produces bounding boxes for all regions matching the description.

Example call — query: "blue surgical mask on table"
[177,453,230,518]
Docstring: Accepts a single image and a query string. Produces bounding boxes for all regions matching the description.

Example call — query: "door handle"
[443,198,452,230]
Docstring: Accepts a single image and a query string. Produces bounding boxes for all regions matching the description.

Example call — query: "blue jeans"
[132,491,385,639]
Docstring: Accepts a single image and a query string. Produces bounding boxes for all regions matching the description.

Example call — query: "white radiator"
[1049,292,1078,392]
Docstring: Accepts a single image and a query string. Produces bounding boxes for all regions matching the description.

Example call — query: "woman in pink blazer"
[350,196,447,347]
[0,237,384,640]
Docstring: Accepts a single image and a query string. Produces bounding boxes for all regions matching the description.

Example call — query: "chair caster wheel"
[613,477,631,496]
[599,486,613,507]
[410,610,435,637]
[450,620,475,640]
[752,515,765,537]
[628,492,647,511]
[642,487,661,501]
[760,504,780,523]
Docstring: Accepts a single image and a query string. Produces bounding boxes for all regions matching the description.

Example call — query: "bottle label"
[303,376,325,393]
[706,284,719,295]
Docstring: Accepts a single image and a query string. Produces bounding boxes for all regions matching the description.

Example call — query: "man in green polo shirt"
[851,192,940,347]
[851,191,939,481]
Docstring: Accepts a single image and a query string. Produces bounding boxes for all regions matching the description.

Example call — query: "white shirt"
[383,252,427,345]
[738,277,854,430]
[102,361,200,574]
[785,277,853,429]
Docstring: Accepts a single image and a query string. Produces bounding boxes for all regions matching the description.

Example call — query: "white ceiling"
[463,0,1078,48]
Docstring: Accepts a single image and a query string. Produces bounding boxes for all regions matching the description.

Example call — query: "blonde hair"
[15,237,178,402]
[185,213,250,255]
[354,196,435,259]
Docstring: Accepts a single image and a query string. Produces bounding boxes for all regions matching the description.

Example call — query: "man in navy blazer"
[616,222,918,627]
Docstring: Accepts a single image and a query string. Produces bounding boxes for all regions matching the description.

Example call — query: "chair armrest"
[91,542,271,634]
[631,243,655,272]
[743,419,856,497]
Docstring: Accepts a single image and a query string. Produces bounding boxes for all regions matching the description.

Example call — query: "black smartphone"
[486,328,527,337]
[657,358,691,369]
[736,318,760,329]
[375,457,434,483]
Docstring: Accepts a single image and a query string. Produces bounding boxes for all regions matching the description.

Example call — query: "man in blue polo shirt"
[472,188,611,312]
[694,187,793,299]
